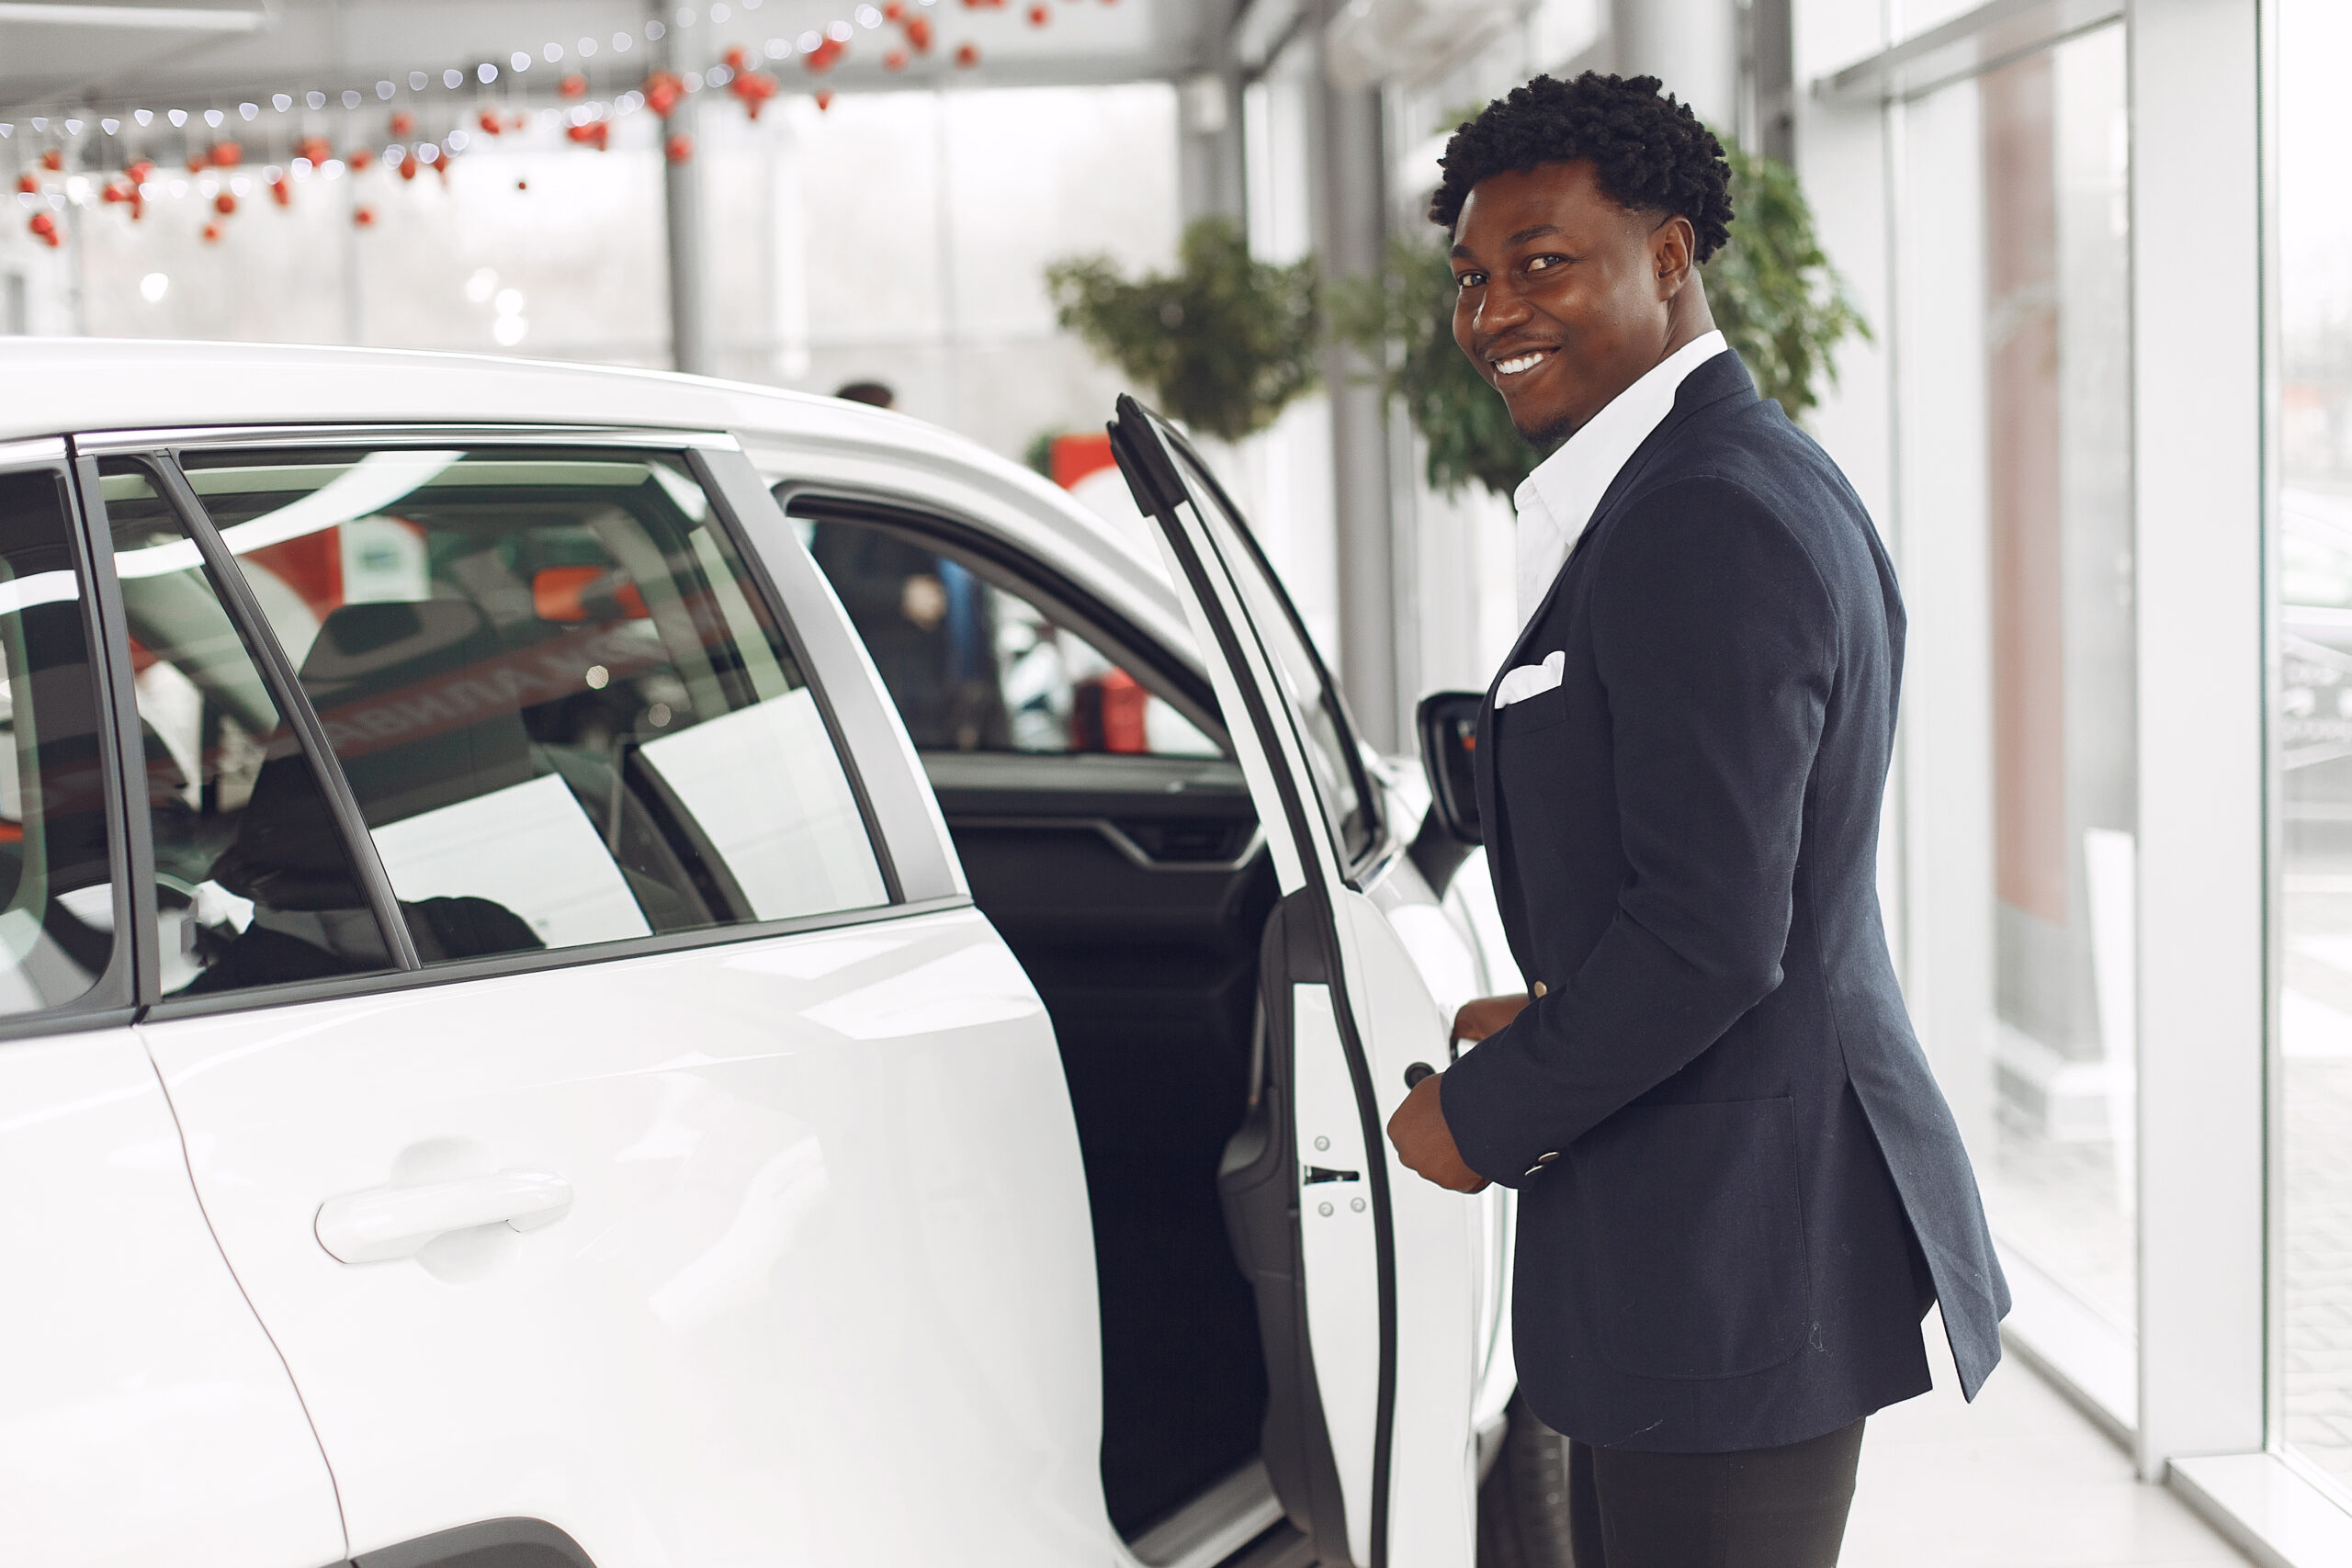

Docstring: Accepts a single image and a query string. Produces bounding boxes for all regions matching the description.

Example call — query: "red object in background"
[665,133,693,164]
[186,153,208,174]
[1028,3,1048,23]
[723,44,749,70]
[214,190,236,215]
[532,567,650,623]
[40,149,61,172]
[956,40,981,65]
[564,121,610,151]
[1071,670,1150,753]
[815,89,834,110]
[904,14,933,49]
[729,70,778,118]
[477,111,503,136]
[389,111,414,137]
[27,211,57,246]
[884,48,907,71]
[398,152,419,181]
[210,141,242,167]
[127,159,154,183]
[296,137,332,166]
[271,174,292,207]
[559,73,588,99]
[346,147,375,171]
[885,0,905,17]
[353,205,376,227]
[14,174,35,195]
[200,221,221,243]
[804,36,845,72]
[643,70,684,117]
[244,531,344,624]
[1048,431,1117,491]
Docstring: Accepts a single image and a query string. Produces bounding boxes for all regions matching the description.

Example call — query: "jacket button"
[1532,981,1548,998]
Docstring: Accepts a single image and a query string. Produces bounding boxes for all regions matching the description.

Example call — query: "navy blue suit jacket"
[1441,351,2008,1453]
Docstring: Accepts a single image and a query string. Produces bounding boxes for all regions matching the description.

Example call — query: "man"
[1385,73,2008,1567]
[808,381,1006,749]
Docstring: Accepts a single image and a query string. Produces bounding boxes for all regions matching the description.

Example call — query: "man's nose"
[1472,275,1532,342]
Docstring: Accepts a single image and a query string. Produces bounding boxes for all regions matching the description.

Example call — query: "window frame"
[0,439,141,1042]
[780,486,1234,758]
[67,425,959,1022]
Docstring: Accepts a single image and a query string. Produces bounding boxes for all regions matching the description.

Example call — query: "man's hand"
[1452,992,1532,1044]
[1387,1073,1490,1193]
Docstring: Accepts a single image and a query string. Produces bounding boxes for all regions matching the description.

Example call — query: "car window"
[0,467,118,1015]
[1166,442,1375,863]
[96,461,398,995]
[805,516,1221,758]
[167,446,888,963]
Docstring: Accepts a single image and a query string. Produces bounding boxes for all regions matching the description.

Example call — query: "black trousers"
[1567,1419,1865,1568]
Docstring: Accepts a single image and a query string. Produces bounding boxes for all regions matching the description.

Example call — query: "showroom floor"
[1840,1319,2250,1567]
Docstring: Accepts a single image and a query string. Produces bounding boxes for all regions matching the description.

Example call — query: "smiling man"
[1384,74,2010,1567]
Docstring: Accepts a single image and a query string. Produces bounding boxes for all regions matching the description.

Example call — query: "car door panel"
[1112,399,1477,1568]
[1,1030,347,1568]
[142,908,1102,1568]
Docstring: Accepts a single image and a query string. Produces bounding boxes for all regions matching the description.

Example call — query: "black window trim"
[777,483,1234,756]
[0,442,141,1042]
[69,427,960,1022]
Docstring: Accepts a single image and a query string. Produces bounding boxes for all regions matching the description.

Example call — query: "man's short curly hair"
[1428,73,1734,262]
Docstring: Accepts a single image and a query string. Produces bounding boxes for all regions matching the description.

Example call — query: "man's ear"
[1653,215,1697,299]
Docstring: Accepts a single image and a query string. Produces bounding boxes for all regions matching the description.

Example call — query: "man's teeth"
[1495,351,1546,376]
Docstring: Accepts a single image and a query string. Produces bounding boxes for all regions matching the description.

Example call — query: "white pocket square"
[1495,650,1566,709]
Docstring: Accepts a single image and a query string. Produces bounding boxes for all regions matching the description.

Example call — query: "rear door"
[95,433,1100,1568]
[1109,399,1478,1568]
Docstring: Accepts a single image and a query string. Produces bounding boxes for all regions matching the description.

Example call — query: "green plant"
[1337,132,1870,499]
[1045,216,1320,444]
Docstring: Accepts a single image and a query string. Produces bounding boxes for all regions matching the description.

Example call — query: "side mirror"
[1409,691,1482,894]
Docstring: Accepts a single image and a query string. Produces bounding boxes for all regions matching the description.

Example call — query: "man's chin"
[1510,404,1577,451]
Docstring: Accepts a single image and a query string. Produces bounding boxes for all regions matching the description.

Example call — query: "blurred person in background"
[809,381,1006,749]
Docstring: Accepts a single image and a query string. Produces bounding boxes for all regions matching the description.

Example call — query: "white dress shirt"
[1512,329,1728,629]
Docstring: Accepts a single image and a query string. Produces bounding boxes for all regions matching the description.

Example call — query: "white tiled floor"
[1842,1323,2252,1567]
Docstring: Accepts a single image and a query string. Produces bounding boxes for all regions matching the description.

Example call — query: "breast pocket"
[1490,684,1569,741]
[1571,1097,1809,1381]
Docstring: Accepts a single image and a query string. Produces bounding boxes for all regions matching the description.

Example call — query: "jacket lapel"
[1475,350,1758,961]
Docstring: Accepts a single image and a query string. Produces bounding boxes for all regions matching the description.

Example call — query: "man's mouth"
[1491,348,1552,378]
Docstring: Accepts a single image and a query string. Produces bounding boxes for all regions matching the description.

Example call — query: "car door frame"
[69,423,970,1018]
[1109,400,1408,1568]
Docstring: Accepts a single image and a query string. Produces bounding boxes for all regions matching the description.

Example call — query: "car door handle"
[315,1169,574,1264]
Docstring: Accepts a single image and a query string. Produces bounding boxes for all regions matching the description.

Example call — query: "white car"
[0,340,1555,1568]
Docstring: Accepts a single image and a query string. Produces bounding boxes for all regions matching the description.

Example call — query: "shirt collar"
[1511,330,1728,627]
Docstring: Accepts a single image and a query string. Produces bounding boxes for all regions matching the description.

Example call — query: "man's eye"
[1453,271,1483,289]
[1527,254,1564,272]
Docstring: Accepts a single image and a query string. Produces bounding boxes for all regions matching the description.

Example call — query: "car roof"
[0,334,1190,637]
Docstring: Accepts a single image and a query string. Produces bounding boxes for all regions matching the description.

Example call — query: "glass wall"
[2272,0,2352,1504]
[1897,23,2138,1362]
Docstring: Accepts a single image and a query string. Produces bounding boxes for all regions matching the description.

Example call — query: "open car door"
[1109,397,1478,1568]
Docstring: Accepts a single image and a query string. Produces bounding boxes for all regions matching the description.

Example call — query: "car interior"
[794,498,1283,1553]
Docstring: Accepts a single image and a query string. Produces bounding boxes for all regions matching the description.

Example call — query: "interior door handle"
[315,1169,574,1264]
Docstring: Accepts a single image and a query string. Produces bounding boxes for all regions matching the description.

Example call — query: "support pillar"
[662,14,711,377]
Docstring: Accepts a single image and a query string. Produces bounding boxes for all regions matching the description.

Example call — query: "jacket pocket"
[1571,1097,1808,1380]
[1491,682,1569,740]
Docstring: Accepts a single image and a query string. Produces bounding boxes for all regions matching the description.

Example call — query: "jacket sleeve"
[1440,477,1838,1185]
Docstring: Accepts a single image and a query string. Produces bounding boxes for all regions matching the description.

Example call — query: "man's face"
[1450,161,1688,447]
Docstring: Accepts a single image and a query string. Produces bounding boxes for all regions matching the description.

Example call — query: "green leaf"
[1045,216,1322,444]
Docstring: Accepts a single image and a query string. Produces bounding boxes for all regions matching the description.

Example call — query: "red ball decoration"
[353,206,376,227]
[40,149,62,172]
[723,44,749,71]
[28,210,55,237]
[271,174,292,207]
[398,152,419,181]
[296,137,333,166]
[389,111,414,137]
[885,48,907,71]
[665,133,693,164]
[956,40,981,66]
[127,160,155,185]
[214,190,236,214]
[210,141,242,167]
[905,15,934,50]
[13,173,35,195]
[200,221,221,243]
[346,147,375,171]
[730,70,779,119]
[1028,4,1048,23]
[804,36,845,72]
[815,89,834,111]
[644,70,684,117]
[559,73,588,99]
[885,0,905,17]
